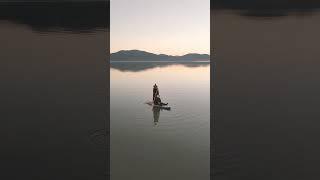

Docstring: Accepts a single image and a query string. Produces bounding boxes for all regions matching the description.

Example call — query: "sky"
[111,0,210,55]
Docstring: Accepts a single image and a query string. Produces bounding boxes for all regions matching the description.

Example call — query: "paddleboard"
[146,101,171,110]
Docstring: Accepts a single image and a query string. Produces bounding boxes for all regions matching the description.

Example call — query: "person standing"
[153,84,159,102]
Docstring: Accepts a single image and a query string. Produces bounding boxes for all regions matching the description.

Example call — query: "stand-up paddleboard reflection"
[153,106,160,126]
[145,101,171,126]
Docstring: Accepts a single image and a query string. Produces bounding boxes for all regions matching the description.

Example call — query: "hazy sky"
[111,0,209,55]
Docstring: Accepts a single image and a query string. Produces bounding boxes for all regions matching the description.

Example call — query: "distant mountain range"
[110,50,210,61]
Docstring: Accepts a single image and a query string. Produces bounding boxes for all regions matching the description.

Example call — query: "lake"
[0,2,108,179]
[4,1,320,180]
[110,62,210,180]
[213,7,320,180]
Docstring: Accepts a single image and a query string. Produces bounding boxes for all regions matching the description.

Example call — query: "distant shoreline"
[111,50,210,62]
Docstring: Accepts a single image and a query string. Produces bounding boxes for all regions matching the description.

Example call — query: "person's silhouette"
[153,84,159,102]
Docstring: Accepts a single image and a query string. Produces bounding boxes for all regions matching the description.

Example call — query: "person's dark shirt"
[153,87,159,99]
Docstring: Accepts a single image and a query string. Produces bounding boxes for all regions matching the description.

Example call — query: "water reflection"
[111,63,210,180]
[151,106,171,126]
[111,61,210,72]
[212,2,320,180]
[153,107,160,126]
[0,2,108,179]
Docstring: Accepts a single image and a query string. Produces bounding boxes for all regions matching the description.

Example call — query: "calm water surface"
[110,62,210,180]
[213,8,320,180]
[0,2,108,179]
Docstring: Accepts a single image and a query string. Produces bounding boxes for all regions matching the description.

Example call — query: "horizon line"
[110,49,210,56]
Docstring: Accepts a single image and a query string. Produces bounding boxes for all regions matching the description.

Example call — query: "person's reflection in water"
[152,107,160,126]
